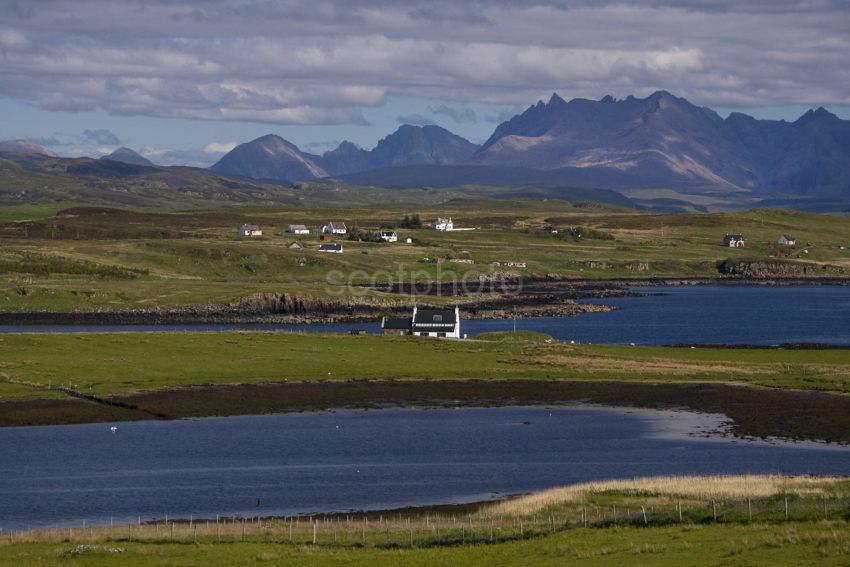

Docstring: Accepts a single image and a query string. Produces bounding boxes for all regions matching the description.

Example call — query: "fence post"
[641,506,647,525]
[678,501,683,522]
[713,501,717,522]
[784,497,789,521]
[823,495,828,519]
[747,498,752,522]
[312,521,317,545]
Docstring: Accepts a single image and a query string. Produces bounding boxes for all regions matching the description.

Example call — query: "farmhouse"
[319,243,343,253]
[505,261,527,268]
[322,222,348,235]
[238,224,262,237]
[380,230,398,242]
[287,241,304,249]
[433,217,454,231]
[543,226,559,234]
[778,234,796,246]
[380,306,462,338]
[723,234,745,248]
[287,224,310,235]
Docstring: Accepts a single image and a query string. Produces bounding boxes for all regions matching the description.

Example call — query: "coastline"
[3,379,850,444]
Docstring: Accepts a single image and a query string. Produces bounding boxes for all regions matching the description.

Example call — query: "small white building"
[778,234,796,246]
[319,243,343,253]
[723,233,745,248]
[238,224,262,237]
[288,224,310,235]
[380,230,398,243]
[433,217,454,231]
[322,222,348,235]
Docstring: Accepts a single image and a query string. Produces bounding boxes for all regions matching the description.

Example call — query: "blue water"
[1,406,848,530]
[1,285,849,345]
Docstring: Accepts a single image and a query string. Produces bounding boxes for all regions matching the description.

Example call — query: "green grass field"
[1,332,849,401]
[1,205,848,311]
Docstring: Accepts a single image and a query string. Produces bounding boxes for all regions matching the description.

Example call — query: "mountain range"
[101,147,155,167]
[210,91,850,200]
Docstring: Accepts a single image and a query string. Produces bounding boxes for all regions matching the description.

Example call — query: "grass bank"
[2,475,849,566]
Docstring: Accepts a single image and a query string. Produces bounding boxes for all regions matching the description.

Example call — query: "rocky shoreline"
[0,276,848,326]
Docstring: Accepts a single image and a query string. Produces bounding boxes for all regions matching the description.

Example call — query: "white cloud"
[0,0,847,124]
[203,141,238,153]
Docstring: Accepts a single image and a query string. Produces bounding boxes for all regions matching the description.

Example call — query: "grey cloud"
[429,104,478,124]
[0,0,848,124]
[396,113,435,126]
[83,129,121,145]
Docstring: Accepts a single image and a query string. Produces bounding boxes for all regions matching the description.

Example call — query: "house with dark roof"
[380,316,411,335]
[287,224,310,235]
[380,306,462,338]
[778,234,796,246]
[322,222,348,235]
[238,224,262,237]
[723,233,745,248]
[319,243,343,253]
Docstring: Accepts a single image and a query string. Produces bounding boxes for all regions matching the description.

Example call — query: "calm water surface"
[1,285,849,345]
[1,406,848,530]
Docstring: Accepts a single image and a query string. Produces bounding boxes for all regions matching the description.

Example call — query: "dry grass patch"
[489,475,846,516]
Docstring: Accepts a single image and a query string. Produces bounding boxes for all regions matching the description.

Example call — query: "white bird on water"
[110,426,117,433]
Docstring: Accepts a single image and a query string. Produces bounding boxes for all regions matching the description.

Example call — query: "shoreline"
[3,379,850,444]
[1,277,848,326]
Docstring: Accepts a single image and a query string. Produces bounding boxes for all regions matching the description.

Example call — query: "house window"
[420,332,428,336]
[438,332,446,337]
[434,315,442,322]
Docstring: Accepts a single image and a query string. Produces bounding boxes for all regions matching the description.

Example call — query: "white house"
[723,234,745,248]
[319,243,343,253]
[433,217,454,231]
[778,234,796,246]
[238,224,262,237]
[380,230,398,242]
[287,224,310,235]
[322,222,348,235]
[380,306,461,338]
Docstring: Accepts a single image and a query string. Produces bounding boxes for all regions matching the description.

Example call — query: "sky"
[1,0,849,167]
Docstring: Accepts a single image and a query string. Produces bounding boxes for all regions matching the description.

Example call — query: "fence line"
[2,494,848,548]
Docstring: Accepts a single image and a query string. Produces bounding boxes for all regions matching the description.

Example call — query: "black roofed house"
[412,307,460,338]
[380,306,462,338]
[778,234,796,246]
[723,233,745,248]
[319,243,343,253]
[380,316,411,335]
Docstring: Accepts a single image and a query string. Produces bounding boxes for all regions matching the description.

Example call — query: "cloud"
[83,128,121,145]
[0,0,848,127]
[429,104,478,124]
[203,141,238,153]
[140,147,219,168]
[303,140,343,154]
[396,113,435,126]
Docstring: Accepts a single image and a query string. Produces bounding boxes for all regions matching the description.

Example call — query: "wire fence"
[3,494,849,548]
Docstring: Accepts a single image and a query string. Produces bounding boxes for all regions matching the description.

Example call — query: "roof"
[724,233,744,240]
[240,224,260,231]
[288,241,303,248]
[382,317,411,330]
[319,243,342,251]
[381,230,397,235]
[412,308,457,330]
[782,234,795,240]
[327,221,347,229]
[289,224,308,230]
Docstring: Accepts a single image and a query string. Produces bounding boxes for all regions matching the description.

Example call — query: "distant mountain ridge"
[0,139,57,157]
[101,147,154,166]
[211,125,479,181]
[205,91,850,199]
